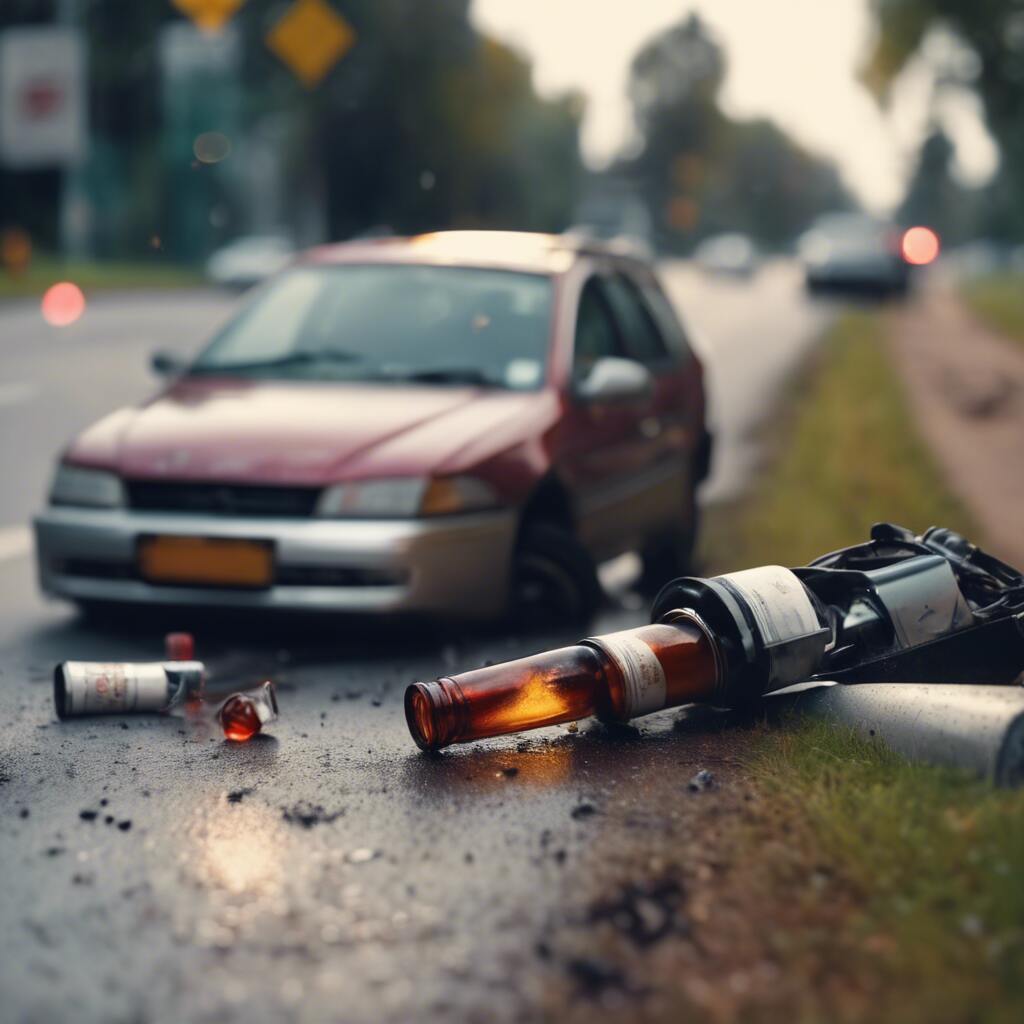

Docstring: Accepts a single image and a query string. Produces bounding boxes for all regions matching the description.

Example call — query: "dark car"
[799,213,911,296]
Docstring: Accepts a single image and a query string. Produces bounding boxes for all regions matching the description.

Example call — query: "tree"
[898,127,981,244]
[622,14,851,251]
[0,0,584,260]
[864,0,1024,236]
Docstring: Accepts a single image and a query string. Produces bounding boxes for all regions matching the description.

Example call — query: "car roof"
[298,230,645,275]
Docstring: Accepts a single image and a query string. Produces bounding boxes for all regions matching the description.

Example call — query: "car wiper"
[190,348,362,374]
[386,368,497,387]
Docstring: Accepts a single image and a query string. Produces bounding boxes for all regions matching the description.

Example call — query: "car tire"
[510,522,602,628]
[638,487,699,597]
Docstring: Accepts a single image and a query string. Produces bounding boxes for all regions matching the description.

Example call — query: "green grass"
[747,721,1024,1023]
[963,272,1024,347]
[700,309,975,574]
[697,312,1020,1021]
[0,257,202,298]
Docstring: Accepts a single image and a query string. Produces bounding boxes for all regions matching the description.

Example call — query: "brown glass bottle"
[405,616,720,751]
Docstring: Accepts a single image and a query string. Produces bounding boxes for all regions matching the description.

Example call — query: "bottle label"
[715,565,825,686]
[715,565,820,644]
[588,629,667,718]
[61,662,172,716]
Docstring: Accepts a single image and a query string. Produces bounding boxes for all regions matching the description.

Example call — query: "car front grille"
[126,481,322,518]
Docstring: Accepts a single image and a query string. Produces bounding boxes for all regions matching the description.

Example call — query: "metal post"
[771,682,1024,786]
[57,0,88,260]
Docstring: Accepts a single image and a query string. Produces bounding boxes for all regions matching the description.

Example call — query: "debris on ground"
[52,634,283,745]
[281,802,344,829]
[688,769,715,792]
[217,680,278,742]
[347,847,377,864]
[565,956,630,998]
[586,876,688,948]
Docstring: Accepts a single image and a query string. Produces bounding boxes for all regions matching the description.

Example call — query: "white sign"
[0,27,86,168]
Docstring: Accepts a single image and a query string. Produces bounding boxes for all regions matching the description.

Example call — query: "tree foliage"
[865,0,1024,235]
[622,14,851,251]
[0,0,583,259]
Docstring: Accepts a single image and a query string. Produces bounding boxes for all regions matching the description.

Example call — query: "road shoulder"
[884,287,1024,570]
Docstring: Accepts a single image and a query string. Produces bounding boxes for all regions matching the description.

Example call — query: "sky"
[471,0,998,212]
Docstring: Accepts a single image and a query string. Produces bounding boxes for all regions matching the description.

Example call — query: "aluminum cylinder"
[772,681,1024,786]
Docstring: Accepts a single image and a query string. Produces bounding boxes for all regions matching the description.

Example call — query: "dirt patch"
[886,287,1024,569]
[534,726,879,1023]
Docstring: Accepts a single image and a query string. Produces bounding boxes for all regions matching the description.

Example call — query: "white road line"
[0,525,33,562]
[0,381,37,408]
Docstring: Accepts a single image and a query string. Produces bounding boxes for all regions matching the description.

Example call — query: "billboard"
[0,27,86,168]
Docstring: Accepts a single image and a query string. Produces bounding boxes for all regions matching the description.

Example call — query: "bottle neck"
[404,620,719,751]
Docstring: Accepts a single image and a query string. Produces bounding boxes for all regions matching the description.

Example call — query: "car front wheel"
[510,522,601,627]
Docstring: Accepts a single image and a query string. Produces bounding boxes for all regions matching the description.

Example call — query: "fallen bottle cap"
[164,632,195,661]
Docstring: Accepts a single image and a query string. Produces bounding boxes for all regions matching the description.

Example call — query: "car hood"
[67,377,558,485]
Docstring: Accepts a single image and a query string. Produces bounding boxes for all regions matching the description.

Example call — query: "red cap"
[165,632,195,661]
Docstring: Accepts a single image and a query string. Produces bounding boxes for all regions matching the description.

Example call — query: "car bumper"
[33,505,518,618]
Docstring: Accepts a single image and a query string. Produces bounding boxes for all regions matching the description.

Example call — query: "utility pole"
[57,0,89,260]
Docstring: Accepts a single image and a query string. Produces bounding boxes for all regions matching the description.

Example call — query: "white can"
[53,660,205,718]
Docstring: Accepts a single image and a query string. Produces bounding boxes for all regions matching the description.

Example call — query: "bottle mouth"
[404,679,462,751]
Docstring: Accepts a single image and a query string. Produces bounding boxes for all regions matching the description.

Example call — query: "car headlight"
[316,476,499,518]
[50,463,124,508]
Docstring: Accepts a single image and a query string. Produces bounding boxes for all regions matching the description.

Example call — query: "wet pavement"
[0,612,758,1023]
[0,264,827,1022]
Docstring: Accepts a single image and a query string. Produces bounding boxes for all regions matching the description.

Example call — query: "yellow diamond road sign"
[267,0,356,89]
[171,0,246,34]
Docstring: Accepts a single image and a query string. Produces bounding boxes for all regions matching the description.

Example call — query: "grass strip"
[0,257,202,298]
[739,720,1024,1024]
[699,307,975,574]
[696,311,1020,1022]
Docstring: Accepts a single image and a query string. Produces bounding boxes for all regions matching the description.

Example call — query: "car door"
[600,267,694,537]
[560,272,660,560]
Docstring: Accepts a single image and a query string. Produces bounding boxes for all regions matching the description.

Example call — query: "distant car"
[799,213,910,296]
[694,233,759,277]
[206,234,295,289]
[35,231,711,622]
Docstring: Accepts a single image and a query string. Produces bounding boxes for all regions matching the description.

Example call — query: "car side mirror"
[150,349,188,377]
[575,356,653,403]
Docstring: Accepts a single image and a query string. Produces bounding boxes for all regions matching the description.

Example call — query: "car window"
[190,264,553,391]
[572,276,624,382]
[637,278,694,362]
[602,273,671,365]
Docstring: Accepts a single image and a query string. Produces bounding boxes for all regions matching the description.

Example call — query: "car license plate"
[138,536,273,588]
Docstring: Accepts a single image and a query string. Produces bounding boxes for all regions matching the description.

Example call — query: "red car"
[35,231,710,621]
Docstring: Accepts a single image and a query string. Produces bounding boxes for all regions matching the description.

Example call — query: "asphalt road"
[0,262,828,1024]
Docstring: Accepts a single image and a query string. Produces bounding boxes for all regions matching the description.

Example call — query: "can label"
[61,662,172,716]
[588,629,667,718]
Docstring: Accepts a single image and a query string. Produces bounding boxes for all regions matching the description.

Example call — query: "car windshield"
[813,214,889,245]
[190,264,553,391]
